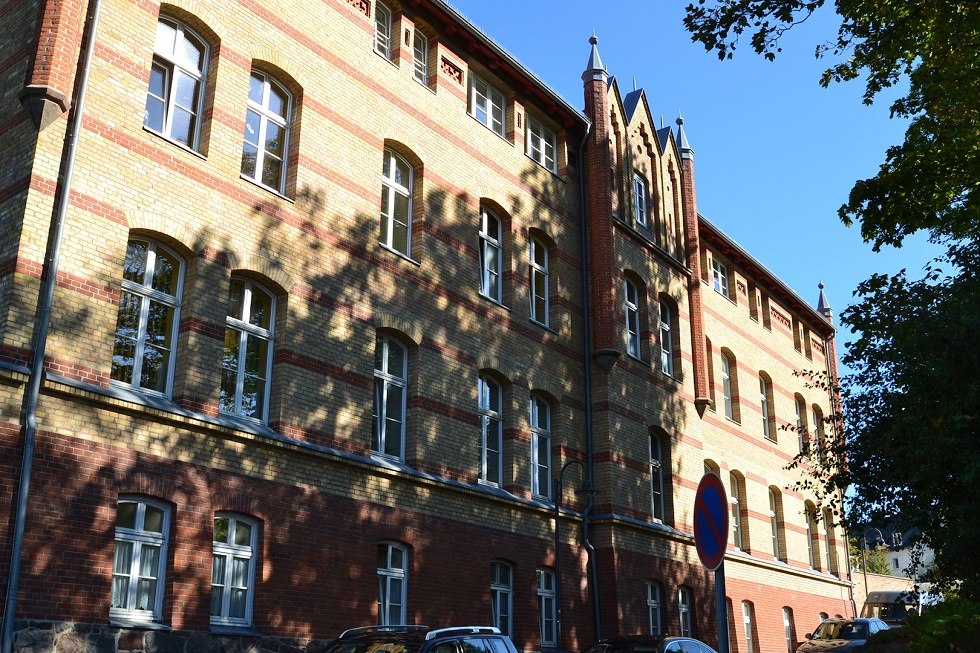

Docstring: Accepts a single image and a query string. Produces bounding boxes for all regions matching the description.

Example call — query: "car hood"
[798,639,867,652]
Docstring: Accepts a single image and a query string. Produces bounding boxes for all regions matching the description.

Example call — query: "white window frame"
[813,406,825,464]
[529,236,549,326]
[380,148,413,257]
[490,561,513,636]
[480,208,503,302]
[742,601,756,653]
[110,497,170,624]
[241,70,291,194]
[796,398,807,454]
[806,509,817,569]
[144,18,207,149]
[649,433,665,522]
[374,334,408,460]
[374,1,392,59]
[526,117,556,172]
[111,239,183,396]
[722,354,734,420]
[633,172,648,227]
[530,394,552,499]
[470,74,506,136]
[478,374,503,486]
[783,607,796,653]
[646,581,662,635]
[730,473,743,550]
[823,511,836,572]
[413,30,429,84]
[678,586,692,637]
[210,514,257,627]
[760,376,773,441]
[769,488,782,560]
[537,568,557,648]
[220,278,275,422]
[712,258,729,297]
[625,279,641,359]
[377,541,408,625]
[659,300,674,377]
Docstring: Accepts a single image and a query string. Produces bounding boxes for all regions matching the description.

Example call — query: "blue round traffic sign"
[694,473,729,571]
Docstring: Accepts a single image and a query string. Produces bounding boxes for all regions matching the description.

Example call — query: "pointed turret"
[581,34,619,373]
[676,113,694,159]
[816,281,833,322]
[583,32,607,83]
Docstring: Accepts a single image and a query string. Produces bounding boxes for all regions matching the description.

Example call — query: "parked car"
[323,625,520,653]
[795,617,890,652]
[582,634,718,653]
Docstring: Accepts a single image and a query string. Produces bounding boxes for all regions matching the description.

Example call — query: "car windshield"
[812,622,869,640]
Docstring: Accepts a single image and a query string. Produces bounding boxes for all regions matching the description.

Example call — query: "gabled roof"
[623,88,644,122]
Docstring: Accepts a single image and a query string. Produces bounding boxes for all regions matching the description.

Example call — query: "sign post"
[694,473,730,653]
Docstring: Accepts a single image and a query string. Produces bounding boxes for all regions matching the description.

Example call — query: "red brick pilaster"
[21,0,89,130]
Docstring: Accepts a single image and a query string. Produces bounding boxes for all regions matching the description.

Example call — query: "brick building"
[1,1,853,653]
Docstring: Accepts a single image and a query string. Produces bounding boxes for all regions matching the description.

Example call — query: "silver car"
[796,617,890,652]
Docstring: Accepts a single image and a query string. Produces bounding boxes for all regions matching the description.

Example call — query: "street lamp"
[860,527,885,603]
[554,459,596,653]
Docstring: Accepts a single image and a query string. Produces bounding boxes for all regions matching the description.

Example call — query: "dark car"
[323,625,520,653]
[583,634,718,653]
[795,617,890,652]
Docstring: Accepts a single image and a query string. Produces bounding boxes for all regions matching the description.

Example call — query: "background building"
[1,2,851,653]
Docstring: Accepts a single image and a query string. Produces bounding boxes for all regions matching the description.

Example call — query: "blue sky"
[448,0,940,366]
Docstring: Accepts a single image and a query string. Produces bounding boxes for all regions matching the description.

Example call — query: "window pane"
[230,588,247,618]
[249,73,264,104]
[386,340,404,376]
[113,540,133,573]
[214,518,229,543]
[212,554,226,584]
[268,85,287,118]
[155,20,177,56]
[144,66,167,132]
[111,575,130,609]
[232,556,248,586]
[177,31,204,71]
[262,156,283,190]
[151,250,179,294]
[170,106,194,146]
[234,520,252,546]
[139,544,160,576]
[143,505,164,533]
[116,502,138,529]
[249,287,273,329]
[210,585,223,616]
[111,291,141,384]
[136,577,157,610]
[220,329,241,413]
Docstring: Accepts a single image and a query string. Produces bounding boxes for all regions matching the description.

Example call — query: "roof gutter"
[1,2,102,651]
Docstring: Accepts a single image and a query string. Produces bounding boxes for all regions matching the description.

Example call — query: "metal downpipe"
[1,2,103,652]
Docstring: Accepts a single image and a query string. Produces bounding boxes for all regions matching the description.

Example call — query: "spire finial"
[583,30,606,79]
[676,111,693,158]
[817,281,833,319]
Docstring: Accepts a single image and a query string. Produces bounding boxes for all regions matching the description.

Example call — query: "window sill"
[210,625,263,637]
[142,126,206,160]
[108,616,172,631]
[478,292,509,311]
[240,174,294,203]
[379,242,421,266]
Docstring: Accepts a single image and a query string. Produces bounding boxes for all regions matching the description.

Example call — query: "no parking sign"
[694,473,729,571]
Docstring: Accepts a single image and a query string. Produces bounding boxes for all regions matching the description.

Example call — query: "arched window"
[742,601,756,653]
[812,405,826,463]
[659,297,678,378]
[530,393,552,498]
[646,581,662,635]
[144,18,207,149]
[769,487,785,561]
[649,431,665,522]
[805,501,820,569]
[478,374,503,486]
[537,568,557,648]
[721,350,739,422]
[211,514,258,626]
[730,471,747,551]
[795,395,809,454]
[529,236,549,326]
[480,208,503,302]
[242,70,291,193]
[220,277,275,421]
[374,334,408,459]
[111,239,183,395]
[380,148,413,256]
[783,607,797,653]
[760,373,776,441]
[110,497,171,623]
[624,277,641,359]
[490,561,513,635]
[823,508,837,573]
[377,541,408,624]
[678,586,693,637]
